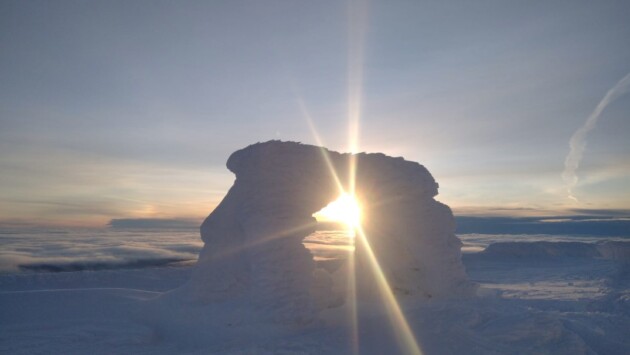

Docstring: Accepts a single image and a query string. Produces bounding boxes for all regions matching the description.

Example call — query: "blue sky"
[1,0,629,227]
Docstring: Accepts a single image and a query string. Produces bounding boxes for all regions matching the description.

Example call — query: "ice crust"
[174,141,475,321]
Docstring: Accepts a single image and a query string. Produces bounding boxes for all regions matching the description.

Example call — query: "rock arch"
[177,141,475,322]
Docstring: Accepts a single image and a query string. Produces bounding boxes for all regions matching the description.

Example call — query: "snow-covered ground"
[1,229,628,354]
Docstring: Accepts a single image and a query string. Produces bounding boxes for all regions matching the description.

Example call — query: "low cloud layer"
[109,218,201,230]
[456,215,630,236]
[0,229,202,273]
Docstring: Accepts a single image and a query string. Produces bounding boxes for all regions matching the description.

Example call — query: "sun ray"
[346,240,360,354]
[346,0,367,155]
[208,220,318,262]
[346,0,367,195]
[297,98,346,194]
[297,2,422,354]
[346,2,422,354]
[355,225,423,355]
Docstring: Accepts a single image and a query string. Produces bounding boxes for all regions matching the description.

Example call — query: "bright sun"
[314,193,362,229]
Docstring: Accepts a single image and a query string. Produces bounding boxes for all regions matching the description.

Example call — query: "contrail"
[562,72,630,202]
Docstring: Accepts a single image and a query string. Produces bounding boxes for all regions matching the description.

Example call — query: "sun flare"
[314,193,362,229]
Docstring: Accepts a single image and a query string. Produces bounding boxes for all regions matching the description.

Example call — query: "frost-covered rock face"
[182,141,475,322]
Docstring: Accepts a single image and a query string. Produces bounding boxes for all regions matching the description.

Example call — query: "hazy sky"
[1,0,629,227]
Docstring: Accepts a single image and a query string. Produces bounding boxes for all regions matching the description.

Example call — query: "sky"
[1,0,629,228]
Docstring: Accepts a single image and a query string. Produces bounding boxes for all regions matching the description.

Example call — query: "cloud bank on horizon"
[0,229,202,273]
[562,72,630,202]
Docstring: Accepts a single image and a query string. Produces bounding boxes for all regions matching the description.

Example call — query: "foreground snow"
[1,238,628,354]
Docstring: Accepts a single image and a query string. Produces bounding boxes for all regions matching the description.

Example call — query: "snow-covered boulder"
[178,141,475,322]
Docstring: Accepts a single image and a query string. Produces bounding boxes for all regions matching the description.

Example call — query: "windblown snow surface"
[0,229,629,354]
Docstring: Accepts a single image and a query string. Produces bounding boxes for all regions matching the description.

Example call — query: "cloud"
[108,218,201,229]
[455,215,630,236]
[562,72,630,201]
[567,208,630,217]
[0,229,203,273]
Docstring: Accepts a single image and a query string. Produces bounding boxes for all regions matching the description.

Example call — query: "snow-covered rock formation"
[178,141,475,322]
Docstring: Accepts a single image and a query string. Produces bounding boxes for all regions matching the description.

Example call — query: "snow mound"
[167,141,475,323]
[483,241,630,260]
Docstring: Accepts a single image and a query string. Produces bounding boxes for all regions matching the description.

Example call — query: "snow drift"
[170,141,475,323]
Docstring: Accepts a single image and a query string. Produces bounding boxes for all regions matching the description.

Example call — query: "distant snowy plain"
[1,228,628,354]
